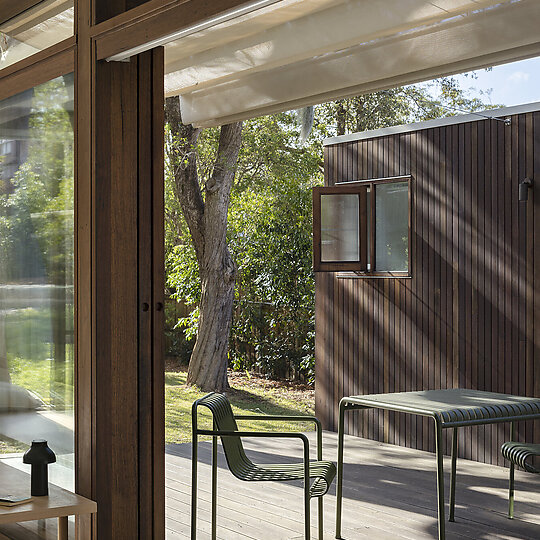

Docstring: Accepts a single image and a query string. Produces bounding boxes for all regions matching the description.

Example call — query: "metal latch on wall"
[519,177,533,202]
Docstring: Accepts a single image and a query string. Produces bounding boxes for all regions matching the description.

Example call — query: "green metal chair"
[501,441,540,519]
[191,392,336,540]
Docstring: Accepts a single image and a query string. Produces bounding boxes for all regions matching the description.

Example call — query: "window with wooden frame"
[313,175,411,276]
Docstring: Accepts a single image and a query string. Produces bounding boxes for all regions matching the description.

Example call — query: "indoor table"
[335,388,540,540]
[0,462,96,539]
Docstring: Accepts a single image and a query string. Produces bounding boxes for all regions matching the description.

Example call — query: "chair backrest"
[195,393,254,478]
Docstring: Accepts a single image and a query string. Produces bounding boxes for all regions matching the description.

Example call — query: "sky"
[452,56,540,109]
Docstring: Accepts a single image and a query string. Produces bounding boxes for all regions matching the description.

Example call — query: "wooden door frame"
[0,39,75,101]
[77,1,166,538]
[1,1,245,538]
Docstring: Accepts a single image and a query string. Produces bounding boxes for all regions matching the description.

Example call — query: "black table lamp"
[23,440,56,496]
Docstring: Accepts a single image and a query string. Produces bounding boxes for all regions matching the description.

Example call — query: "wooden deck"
[166,431,540,539]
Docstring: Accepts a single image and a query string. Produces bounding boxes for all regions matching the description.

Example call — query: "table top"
[342,388,540,427]
[0,463,96,525]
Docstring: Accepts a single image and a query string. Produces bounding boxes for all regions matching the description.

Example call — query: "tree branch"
[165,96,205,259]
[203,122,243,281]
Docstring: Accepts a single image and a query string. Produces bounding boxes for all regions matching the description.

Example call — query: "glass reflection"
[0,75,74,490]
[321,193,359,262]
[375,181,408,272]
[1,1,74,71]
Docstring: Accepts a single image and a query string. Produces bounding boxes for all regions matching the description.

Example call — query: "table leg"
[508,421,516,519]
[335,399,346,539]
[434,419,446,540]
[58,516,68,540]
[191,430,198,540]
[449,427,458,522]
[211,430,218,540]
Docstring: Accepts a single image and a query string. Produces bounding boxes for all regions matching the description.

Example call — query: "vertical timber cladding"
[94,49,165,539]
[316,112,539,465]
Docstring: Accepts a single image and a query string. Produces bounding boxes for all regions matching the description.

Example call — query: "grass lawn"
[165,366,315,445]
[9,356,74,409]
[0,436,28,454]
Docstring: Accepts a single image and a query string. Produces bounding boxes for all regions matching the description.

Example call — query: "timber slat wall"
[315,112,540,465]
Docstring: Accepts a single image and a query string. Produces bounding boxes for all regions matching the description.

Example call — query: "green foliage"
[317,76,500,137]
[167,243,200,307]
[165,76,496,383]
[164,299,195,361]
[229,173,319,382]
[1,78,74,284]
[226,113,321,382]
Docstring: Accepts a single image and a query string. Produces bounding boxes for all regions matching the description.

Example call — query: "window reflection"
[0,1,74,71]
[0,75,74,490]
[375,181,409,272]
[320,193,360,262]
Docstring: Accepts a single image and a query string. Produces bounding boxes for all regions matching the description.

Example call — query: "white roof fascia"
[323,102,540,146]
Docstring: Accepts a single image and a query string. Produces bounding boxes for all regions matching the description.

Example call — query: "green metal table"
[335,389,540,540]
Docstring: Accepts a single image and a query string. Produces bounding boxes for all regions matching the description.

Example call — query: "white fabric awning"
[5,1,538,128]
[157,0,540,127]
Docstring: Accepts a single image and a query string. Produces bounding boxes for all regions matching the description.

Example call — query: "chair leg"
[508,462,515,519]
[434,419,446,540]
[335,400,346,539]
[508,420,516,520]
[212,434,218,539]
[304,484,311,539]
[449,428,458,522]
[191,435,198,540]
[318,497,323,540]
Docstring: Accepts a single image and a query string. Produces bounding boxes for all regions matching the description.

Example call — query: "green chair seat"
[191,392,335,539]
[226,459,336,496]
[501,441,540,518]
[501,442,540,473]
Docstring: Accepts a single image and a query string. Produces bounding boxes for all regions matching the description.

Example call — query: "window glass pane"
[0,75,74,491]
[320,193,359,262]
[375,181,408,271]
[1,1,74,71]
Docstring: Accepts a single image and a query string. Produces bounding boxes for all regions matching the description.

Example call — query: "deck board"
[169,431,540,539]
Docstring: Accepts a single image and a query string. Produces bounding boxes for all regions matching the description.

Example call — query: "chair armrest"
[234,415,323,460]
[235,415,320,427]
[197,430,310,477]
[198,429,309,441]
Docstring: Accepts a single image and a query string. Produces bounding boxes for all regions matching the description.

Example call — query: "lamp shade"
[23,439,56,465]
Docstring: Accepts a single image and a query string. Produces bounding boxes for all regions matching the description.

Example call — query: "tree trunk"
[165,96,242,392]
[336,100,346,136]
[187,263,235,392]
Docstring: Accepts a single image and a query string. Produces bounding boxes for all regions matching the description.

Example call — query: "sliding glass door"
[0,74,74,490]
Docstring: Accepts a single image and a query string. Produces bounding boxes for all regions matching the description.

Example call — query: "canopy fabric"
[4,0,537,127]
[157,0,540,127]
